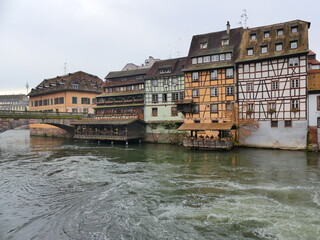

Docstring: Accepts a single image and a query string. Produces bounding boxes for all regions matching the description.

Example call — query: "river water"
[0,129,319,240]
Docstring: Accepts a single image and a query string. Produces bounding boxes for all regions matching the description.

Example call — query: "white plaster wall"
[239,120,308,149]
[308,94,320,126]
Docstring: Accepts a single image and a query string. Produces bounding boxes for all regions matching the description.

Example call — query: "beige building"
[28,71,103,114]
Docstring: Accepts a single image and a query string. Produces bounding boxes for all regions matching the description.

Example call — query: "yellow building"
[28,71,103,114]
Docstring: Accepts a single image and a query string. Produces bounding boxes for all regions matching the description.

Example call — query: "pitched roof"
[28,71,104,97]
[236,20,310,63]
[105,68,150,79]
[145,57,187,78]
[184,27,243,71]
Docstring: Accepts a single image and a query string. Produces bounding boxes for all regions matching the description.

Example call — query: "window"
[250,33,256,40]
[162,93,167,103]
[210,70,218,80]
[247,48,254,56]
[152,80,158,87]
[264,31,270,38]
[203,56,210,63]
[271,121,278,128]
[244,64,249,73]
[220,54,226,61]
[198,57,203,64]
[54,98,59,105]
[291,79,299,88]
[172,78,178,86]
[152,108,158,116]
[81,98,90,104]
[163,79,169,86]
[289,57,299,67]
[247,83,253,92]
[247,103,254,111]
[192,58,197,64]
[72,83,79,89]
[317,96,320,110]
[222,39,229,46]
[226,68,233,78]
[192,72,199,81]
[277,29,283,36]
[211,55,219,62]
[179,92,184,100]
[318,117,320,128]
[261,46,268,54]
[226,53,232,60]
[72,97,77,104]
[290,41,298,49]
[171,107,178,116]
[210,87,218,97]
[291,100,299,109]
[193,105,199,114]
[72,108,78,113]
[268,102,276,111]
[256,62,261,71]
[210,104,218,113]
[226,102,232,111]
[59,97,64,104]
[226,86,234,96]
[291,26,298,33]
[172,92,179,101]
[272,81,279,90]
[285,120,292,127]
[192,89,199,98]
[275,43,283,51]
[200,42,208,49]
[152,94,158,103]
[159,69,171,74]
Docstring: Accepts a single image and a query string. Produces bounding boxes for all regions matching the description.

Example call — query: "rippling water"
[0,129,320,240]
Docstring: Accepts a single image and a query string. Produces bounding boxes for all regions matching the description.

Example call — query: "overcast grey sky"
[1,0,319,94]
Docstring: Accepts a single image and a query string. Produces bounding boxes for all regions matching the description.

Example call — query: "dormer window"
[222,39,229,46]
[159,69,171,74]
[290,41,298,49]
[72,82,79,89]
[250,33,257,40]
[275,43,283,51]
[192,58,197,64]
[247,48,254,56]
[264,31,270,38]
[291,26,298,33]
[226,53,232,60]
[200,42,207,49]
[261,45,268,54]
[203,56,210,63]
[277,29,283,36]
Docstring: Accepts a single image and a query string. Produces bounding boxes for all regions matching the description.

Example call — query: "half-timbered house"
[177,22,242,149]
[236,20,310,149]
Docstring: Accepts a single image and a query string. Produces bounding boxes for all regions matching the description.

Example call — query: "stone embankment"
[0,119,30,133]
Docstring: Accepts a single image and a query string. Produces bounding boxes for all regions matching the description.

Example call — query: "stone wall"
[30,123,70,138]
[144,123,184,144]
[0,119,29,133]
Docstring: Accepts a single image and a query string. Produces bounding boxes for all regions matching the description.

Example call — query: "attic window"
[72,83,79,89]
[159,69,171,74]
[222,39,229,46]
[277,29,284,36]
[200,42,208,49]
[290,41,298,49]
[264,31,270,38]
[291,26,298,33]
[250,34,256,40]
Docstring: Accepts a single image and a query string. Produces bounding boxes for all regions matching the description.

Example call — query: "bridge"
[0,110,87,133]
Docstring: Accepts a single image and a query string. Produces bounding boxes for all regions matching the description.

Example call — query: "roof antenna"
[64,62,67,75]
[239,9,248,28]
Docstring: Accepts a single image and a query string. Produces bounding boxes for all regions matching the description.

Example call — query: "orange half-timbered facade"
[236,20,310,149]
[177,23,242,149]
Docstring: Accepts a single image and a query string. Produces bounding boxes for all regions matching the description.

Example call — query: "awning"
[178,122,236,131]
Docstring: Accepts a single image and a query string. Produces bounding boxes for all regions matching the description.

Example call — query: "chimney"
[226,21,230,34]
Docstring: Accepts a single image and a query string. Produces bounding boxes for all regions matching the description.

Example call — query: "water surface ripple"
[0,130,320,239]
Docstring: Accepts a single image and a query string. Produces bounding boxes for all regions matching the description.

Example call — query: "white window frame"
[192,72,199,81]
[210,70,218,80]
[226,68,234,78]
[210,87,218,97]
[192,89,199,98]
